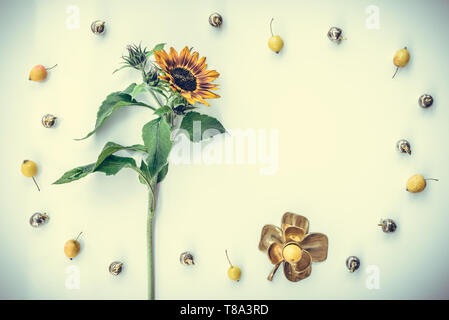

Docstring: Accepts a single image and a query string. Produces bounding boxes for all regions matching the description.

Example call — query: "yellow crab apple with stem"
[392,47,410,79]
[225,250,241,281]
[406,174,438,193]
[268,18,284,54]
[29,64,58,82]
[21,160,40,191]
[64,232,83,259]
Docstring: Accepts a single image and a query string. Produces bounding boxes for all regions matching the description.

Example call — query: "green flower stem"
[164,112,175,128]
[149,89,164,108]
[147,188,156,300]
[133,164,157,300]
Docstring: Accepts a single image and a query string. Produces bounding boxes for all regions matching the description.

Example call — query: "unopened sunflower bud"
[144,68,159,86]
[123,43,149,69]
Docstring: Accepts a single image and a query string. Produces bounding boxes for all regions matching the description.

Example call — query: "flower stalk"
[54,43,224,300]
[147,186,156,300]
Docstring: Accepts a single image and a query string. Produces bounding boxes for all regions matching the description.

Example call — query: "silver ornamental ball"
[346,256,360,273]
[396,139,411,155]
[29,212,49,228]
[418,94,433,108]
[209,13,223,28]
[41,114,57,128]
[327,27,343,43]
[379,219,397,233]
[180,252,195,266]
[91,20,106,35]
[109,261,124,276]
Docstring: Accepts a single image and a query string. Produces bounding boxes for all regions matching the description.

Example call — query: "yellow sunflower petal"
[193,94,210,106]
[185,96,196,105]
[198,71,220,83]
[169,47,179,66]
[187,52,199,69]
[196,90,220,99]
[180,91,195,104]
[198,83,219,90]
[155,50,170,70]
[202,70,220,78]
[192,56,207,74]
[169,85,180,93]
[178,46,191,67]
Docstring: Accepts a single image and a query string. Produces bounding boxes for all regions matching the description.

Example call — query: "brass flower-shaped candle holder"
[258,212,328,282]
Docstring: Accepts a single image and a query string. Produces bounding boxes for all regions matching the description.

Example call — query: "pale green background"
[1,0,449,299]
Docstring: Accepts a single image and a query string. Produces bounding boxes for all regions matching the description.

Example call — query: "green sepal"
[146,43,165,58]
[112,64,133,74]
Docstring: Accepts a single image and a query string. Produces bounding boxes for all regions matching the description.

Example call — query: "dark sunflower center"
[171,67,197,91]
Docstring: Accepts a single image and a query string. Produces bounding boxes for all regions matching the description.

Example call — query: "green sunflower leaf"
[94,155,137,176]
[157,163,169,183]
[53,163,96,184]
[154,105,172,116]
[142,117,173,177]
[76,84,156,141]
[138,160,150,185]
[130,83,149,100]
[122,83,138,95]
[53,155,139,185]
[94,141,147,171]
[179,111,226,142]
[139,160,168,184]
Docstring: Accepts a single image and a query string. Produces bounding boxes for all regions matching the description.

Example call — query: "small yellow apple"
[268,18,284,53]
[21,160,40,191]
[29,64,57,82]
[225,250,241,281]
[392,47,410,78]
[406,174,438,193]
[64,232,83,259]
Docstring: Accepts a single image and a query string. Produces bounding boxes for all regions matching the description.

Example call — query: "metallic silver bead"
[209,13,223,28]
[346,256,360,273]
[41,114,57,128]
[396,139,411,155]
[327,27,344,44]
[109,261,124,276]
[29,212,49,228]
[378,219,397,233]
[91,20,106,35]
[180,252,195,266]
[418,94,433,108]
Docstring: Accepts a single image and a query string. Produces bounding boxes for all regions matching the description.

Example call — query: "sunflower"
[154,46,220,106]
